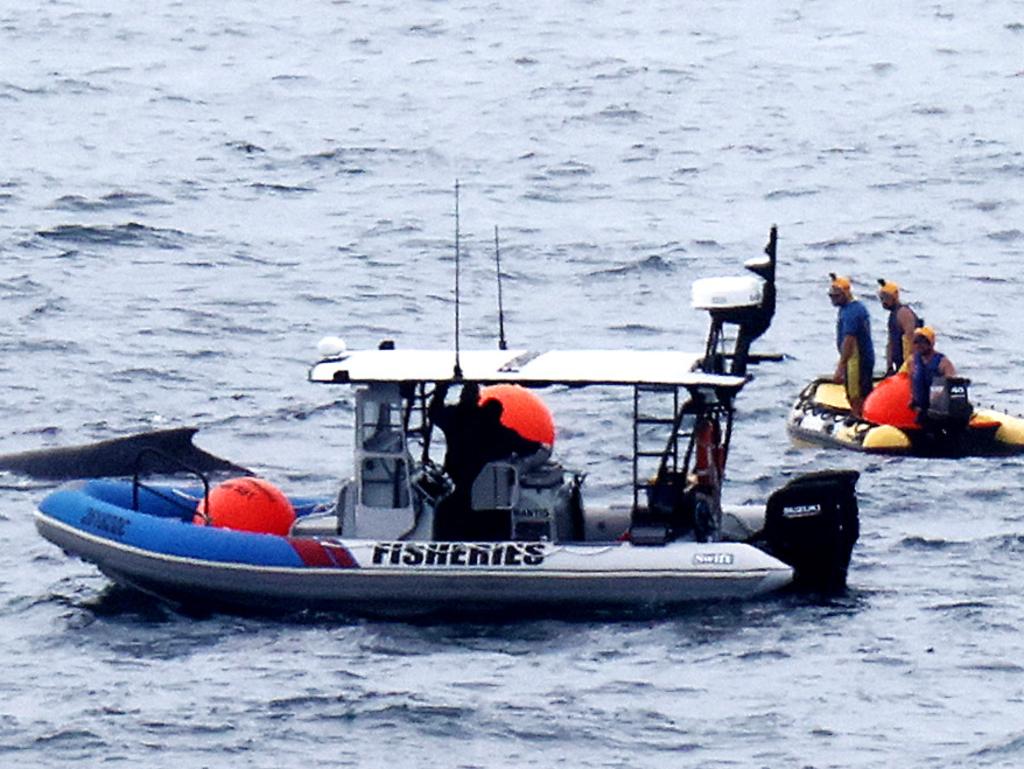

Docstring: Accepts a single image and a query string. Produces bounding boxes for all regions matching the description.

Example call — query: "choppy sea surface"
[2,1,1024,766]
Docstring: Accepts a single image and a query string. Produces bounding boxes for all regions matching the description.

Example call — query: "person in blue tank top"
[828,274,875,417]
[908,326,956,423]
[876,279,920,375]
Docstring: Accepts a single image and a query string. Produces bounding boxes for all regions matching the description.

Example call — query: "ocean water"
[2,1,1024,766]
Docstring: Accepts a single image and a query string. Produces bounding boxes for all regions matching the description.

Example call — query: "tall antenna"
[453,180,463,379]
[494,225,508,350]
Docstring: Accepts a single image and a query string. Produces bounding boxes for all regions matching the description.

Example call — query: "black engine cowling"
[761,470,860,593]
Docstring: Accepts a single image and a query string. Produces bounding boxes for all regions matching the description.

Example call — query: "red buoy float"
[479,384,556,446]
[862,372,918,429]
[194,477,296,535]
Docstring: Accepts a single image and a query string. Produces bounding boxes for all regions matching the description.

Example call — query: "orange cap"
[913,326,936,345]
[877,278,900,299]
[828,273,852,297]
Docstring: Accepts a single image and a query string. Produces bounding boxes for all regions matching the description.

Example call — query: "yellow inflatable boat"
[787,376,1024,457]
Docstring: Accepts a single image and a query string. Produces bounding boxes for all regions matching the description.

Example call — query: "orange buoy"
[193,477,296,535]
[862,372,918,429]
[479,384,556,446]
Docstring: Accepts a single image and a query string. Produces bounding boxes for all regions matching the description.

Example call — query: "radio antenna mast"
[494,225,508,350]
[453,180,463,379]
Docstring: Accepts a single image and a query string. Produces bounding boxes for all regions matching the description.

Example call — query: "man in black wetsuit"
[429,383,541,540]
[430,382,482,490]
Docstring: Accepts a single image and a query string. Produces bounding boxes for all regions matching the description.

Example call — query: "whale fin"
[0,427,252,480]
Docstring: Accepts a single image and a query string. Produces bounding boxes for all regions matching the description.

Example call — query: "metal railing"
[131,447,212,522]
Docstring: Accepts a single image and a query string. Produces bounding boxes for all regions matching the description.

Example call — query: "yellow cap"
[876,278,900,299]
[913,326,936,345]
[828,273,852,297]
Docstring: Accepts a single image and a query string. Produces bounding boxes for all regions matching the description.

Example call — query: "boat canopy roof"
[309,348,748,390]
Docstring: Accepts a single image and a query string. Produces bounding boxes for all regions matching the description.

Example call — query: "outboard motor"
[928,376,972,427]
[761,470,859,593]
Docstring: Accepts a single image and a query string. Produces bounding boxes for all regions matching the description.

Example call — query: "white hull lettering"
[692,552,735,566]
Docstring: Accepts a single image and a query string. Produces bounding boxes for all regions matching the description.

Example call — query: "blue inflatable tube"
[38,479,323,568]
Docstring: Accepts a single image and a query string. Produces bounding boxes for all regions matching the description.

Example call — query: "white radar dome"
[316,336,348,358]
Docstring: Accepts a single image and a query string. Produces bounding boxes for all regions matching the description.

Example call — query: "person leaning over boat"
[828,274,875,418]
[429,382,482,490]
[876,278,920,376]
[429,382,541,540]
[907,326,956,424]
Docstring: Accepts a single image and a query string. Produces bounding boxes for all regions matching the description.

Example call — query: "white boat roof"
[309,348,748,389]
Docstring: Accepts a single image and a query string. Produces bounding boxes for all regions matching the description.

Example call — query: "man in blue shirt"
[829,274,875,417]
[908,326,957,424]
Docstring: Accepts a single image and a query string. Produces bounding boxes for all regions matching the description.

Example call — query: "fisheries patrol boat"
[788,372,1024,457]
[36,228,861,616]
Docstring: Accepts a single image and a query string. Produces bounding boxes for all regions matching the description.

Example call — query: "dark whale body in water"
[0,427,251,480]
